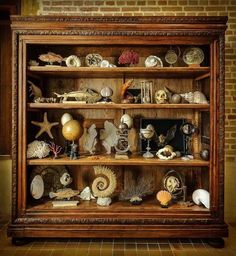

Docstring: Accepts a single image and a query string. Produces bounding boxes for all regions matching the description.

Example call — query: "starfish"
[31,112,59,139]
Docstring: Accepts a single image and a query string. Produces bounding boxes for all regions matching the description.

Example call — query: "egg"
[61,113,73,126]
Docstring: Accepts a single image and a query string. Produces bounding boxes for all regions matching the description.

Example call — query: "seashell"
[27,140,50,159]
[145,55,163,67]
[61,113,73,126]
[180,91,208,104]
[100,60,110,67]
[100,87,113,98]
[156,190,172,208]
[85,53,103,67]
[65,55,81,67]
[92,166,117,198]
[120,114,133,129]
[30,175,44,200]
[200,149,209,161]
[140,124,155,139]
[192,189,210,209]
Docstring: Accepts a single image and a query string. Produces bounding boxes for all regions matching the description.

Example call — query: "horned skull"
[155,90,168,104]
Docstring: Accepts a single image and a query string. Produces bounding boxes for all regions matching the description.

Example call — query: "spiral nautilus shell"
[92,166,117,198]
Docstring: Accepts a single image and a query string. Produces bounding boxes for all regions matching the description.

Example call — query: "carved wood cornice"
[14,29,223,37]
[11,15,228,24]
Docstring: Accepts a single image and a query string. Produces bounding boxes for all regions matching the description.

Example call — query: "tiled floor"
[1,223,236,256]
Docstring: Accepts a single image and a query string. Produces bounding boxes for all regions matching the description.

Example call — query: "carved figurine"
[92,166,117,206]
[31,112,59,139]
[83,124,98,155]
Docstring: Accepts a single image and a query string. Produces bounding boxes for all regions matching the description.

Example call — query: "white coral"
[27,140,50,159]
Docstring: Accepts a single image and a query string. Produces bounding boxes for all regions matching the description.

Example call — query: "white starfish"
[31,112,59,139]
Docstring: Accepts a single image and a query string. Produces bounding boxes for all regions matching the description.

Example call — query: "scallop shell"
[156,190,172,207]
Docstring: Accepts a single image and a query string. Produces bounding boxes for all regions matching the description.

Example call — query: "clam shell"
[30,175,44,200]
[100,87,113,97]
[156,190,172,207]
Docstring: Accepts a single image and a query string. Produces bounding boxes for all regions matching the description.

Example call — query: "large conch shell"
[192,189,210,209]
[180,91,208,104]
[92,166,117,198]
[156,190,172,208]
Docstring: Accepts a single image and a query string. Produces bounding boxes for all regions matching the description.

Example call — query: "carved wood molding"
[15,29,222,37]
[14,217,222,225]
[11,16,228,24]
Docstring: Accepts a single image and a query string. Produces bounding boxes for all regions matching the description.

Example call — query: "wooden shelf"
[27,154,209,166]
[28,102,210,110]
[28,66,210,78]
[26,198,209,214]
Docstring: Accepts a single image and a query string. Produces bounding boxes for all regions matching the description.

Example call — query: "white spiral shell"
[65,55,81,67]
[92,166,117,198]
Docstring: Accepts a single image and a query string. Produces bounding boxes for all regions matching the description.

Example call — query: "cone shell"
[156,190,172,207]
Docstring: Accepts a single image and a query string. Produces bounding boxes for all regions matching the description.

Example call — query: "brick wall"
[24,0,236,162]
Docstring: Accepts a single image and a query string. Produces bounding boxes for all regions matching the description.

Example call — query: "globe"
[62,120,83,141]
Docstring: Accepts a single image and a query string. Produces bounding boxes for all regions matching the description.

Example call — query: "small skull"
[155,90,168,104]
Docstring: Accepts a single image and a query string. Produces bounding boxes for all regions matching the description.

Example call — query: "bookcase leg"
[207,238,224,248]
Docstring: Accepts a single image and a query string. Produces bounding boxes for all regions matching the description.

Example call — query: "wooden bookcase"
[8,16,228,245]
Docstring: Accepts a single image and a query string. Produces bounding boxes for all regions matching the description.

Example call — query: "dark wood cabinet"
[8,16,228,243]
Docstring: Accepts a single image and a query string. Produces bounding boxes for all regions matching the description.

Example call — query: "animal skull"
[155,90,168,104]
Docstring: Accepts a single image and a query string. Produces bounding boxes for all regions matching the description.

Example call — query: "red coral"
[48,142,62,159]
[118,49,139,65]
